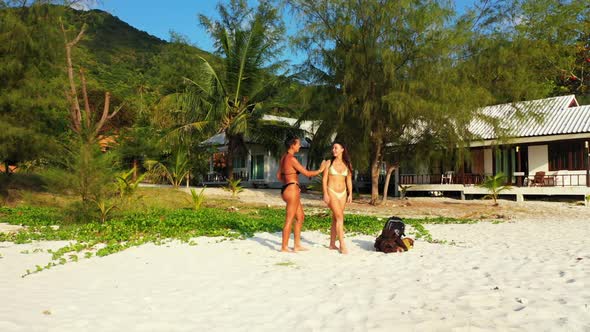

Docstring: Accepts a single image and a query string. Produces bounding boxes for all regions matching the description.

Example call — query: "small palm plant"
[144,152,189,188]
[225,179,244,198]
[399,185,412,200]
[116,168,146,198]
[93,198,117,223]
[187,187,206,211]
[479,172,512,206]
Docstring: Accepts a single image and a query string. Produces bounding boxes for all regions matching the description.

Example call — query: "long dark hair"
[285,135,299,149]
[332,141,352,172]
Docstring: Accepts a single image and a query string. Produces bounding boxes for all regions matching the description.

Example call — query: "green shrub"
[62,201,100,224]
[41,141,117,202]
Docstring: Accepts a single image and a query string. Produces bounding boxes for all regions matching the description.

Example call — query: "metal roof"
[468,95,586,139]
[261,115,321,135]
[201,115,320,147]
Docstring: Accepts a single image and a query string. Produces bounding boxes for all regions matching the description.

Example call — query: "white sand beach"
[1,209,589,331]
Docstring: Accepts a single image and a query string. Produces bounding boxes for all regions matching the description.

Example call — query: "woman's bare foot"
[328,245,339,250]
[339,246,349,254]
[280,247,294,253]
[293,246,309,252]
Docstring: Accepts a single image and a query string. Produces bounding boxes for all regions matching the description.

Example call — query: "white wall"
[484,148,493,174]
[528,145,548,174]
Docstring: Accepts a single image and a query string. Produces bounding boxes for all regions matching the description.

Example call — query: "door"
[493,147,516,184]
[251,155,264,180]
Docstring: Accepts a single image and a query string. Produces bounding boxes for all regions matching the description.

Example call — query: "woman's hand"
[323,194,330,206]
[319,160,328,173]
[347,194,352,204]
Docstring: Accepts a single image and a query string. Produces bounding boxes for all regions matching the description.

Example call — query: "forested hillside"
[0,4,221,169]
[1,4,219,120]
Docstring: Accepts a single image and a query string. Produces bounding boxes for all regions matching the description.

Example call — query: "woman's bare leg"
[329,194,348,254]
[329,214,338,250]
[293,201,308,251]
[281,187,299,252]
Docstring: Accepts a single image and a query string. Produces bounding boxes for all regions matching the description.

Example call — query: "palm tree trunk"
[382,163,397,203]
[132,159,138,181]
[370,140,383,205]
[226,134,235,180]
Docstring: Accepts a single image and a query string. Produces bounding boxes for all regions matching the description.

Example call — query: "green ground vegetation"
[0,186,476,277]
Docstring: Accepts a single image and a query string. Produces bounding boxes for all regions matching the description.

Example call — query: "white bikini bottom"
[328,187,346,199]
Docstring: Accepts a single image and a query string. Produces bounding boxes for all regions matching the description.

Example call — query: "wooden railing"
[400,173,589,187]
[203,171,249,183]
[529,174,588,187]
[400,173,490,185]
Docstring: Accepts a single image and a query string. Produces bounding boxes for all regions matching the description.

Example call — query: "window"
[548,141,586,171]
[233,156,245,169]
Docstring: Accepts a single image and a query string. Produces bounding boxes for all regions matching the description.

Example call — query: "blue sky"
[99,0,478,65]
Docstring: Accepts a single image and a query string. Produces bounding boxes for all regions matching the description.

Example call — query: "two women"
[277,137,328,252]
[278,138,352,254]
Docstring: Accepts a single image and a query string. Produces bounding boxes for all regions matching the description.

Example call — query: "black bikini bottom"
[281,182,300,195]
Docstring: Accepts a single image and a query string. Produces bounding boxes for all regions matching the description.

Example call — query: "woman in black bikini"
[277,136,327,252]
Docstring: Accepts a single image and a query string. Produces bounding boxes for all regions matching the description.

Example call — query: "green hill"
[0,4,217,127]
[62,7,218,107]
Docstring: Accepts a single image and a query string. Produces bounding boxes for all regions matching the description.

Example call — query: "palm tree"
[180,0,287,180]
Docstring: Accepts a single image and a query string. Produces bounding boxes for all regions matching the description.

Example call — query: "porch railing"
[204,171,249,183]
[400,173,589,187]
[354,173,385,184]
[529,174,588,187]
[399,173,489,185]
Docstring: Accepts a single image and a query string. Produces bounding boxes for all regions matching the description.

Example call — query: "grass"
[275,261,297,267]
[0,187,479,277]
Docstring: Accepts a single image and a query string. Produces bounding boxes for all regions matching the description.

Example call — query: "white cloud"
[69,0,99,11]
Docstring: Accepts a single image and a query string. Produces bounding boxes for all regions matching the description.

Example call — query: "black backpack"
[374,216,408,253]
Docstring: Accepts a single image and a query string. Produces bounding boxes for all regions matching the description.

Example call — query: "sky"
[98,0,478,66]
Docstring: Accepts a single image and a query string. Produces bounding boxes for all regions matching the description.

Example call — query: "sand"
[1,189,590,331]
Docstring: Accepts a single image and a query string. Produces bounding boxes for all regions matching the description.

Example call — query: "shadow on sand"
[247,233,317,251]
[351,238,376,251]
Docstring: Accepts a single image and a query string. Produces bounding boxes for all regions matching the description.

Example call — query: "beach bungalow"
[200,115,321,188]
[398,95,590,201]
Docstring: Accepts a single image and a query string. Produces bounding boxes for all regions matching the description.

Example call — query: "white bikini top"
[329,164,349,176]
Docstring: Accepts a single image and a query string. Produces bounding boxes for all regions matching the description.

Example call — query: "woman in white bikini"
[322,141,353,254]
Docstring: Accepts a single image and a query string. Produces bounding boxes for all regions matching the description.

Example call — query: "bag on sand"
[374,216,409,253]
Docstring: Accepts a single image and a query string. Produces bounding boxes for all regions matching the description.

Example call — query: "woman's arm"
[276,155,284,182]
[276,170,283,182]
[291,157,325,178]
[346,169,353,203]
[322,160,331,205]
